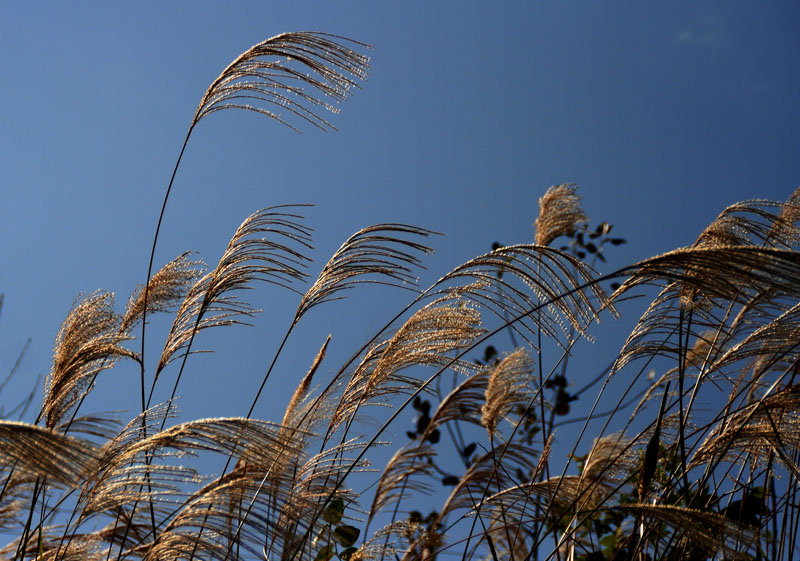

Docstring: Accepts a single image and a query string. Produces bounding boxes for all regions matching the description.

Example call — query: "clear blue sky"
[0,2,798,460]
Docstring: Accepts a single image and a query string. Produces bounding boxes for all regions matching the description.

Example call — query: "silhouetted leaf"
[322,498,345,525]
[334,525,360,547]
[415,414,430,433]
[314,544,335,561]
[463,442,477,458]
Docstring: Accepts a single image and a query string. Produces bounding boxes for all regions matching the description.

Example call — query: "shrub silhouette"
[1,31,799,561]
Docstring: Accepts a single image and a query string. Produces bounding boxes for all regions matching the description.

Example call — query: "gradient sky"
[1,2,799,486]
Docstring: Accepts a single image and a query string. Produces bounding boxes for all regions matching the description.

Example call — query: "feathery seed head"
[44,292,135,428]
[481,348,535,438]
[282,334,330,430]
[534,183,588,246]
[122,252,204,332]
[769,186,800,246]
[194,32,371,132]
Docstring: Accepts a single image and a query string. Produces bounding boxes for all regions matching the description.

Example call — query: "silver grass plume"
[296,224,435,321]
[44,292,136,429]
[157,206,312,375]
[369,444,435,522]
[0,472,34,531]
[0,421,99,485]
[692,385,800,476]
[534,183,588,247]
[331,298,483,433]
[694,191,800,249]
[614,246,800,309]
[423,368,491,439]
[481,348,535,438]
[614,504,758,558]
[192,32,370,132]
[122,253,204,333]
[439,246,615,347]
[282,335,331,431]
[440,442,537,519]
[768,186,800,246]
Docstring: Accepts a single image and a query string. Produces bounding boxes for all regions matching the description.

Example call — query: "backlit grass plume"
[534,183,587,247]
[192,32,370,132]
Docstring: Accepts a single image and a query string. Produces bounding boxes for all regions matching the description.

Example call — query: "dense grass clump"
[2,31,800,561]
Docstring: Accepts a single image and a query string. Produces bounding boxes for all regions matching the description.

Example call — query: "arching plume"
[193,32,370,132]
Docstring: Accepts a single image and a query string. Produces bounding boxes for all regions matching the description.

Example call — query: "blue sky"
[0,2,799,474]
